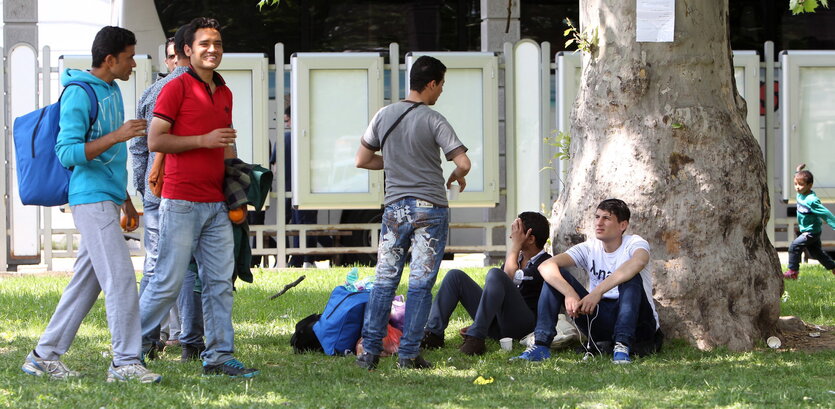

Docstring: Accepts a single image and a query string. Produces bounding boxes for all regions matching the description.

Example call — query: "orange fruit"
[120,214,138,231]
[228,206,246,223]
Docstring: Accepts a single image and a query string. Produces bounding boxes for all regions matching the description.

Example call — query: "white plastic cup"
[447,185,460,201]
[500,337,513,351]
[766,336,781,349]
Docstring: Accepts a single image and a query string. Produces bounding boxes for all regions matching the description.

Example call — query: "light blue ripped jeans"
[361,197,449,359]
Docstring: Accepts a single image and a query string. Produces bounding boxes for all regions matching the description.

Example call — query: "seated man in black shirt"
[421,212,551,355]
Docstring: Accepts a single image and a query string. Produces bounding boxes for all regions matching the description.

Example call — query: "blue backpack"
[13,81,98,206]
[313,286,370,356]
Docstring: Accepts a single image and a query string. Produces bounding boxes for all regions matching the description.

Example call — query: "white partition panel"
[781,51,835,202]
[732,51,762,152]
[9,45,41,260]
[291,53,385,209]
[216,53,269,167]
[406,52,500,207]
[555,52,582,184]
[513,40,547,213]
[59,55,153,196]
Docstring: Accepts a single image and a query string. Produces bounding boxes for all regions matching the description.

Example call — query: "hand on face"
[509,218,532,250]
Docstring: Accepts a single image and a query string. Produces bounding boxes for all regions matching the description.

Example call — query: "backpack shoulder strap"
[379,101,423,151]
[60,81,99,141]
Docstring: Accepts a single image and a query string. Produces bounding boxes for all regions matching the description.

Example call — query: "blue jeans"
[138,203,163,342]
[139,203,204,347]
[142,203,161,277]
[361,198,449,359]
[177,262,205,347]
[788,232,835,271]
[139,199,234,366]
[534,269,657,348]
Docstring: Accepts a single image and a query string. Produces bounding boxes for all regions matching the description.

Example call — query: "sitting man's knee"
[484,268,506,285]
[444,269,467,281]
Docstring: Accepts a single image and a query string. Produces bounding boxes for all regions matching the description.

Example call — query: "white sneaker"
[21,351,80,379]
[302,262,316,269]
[520,314,580,349]
[106,363,162,383]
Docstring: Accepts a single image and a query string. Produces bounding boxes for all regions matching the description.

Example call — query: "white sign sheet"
[636,0,675,42]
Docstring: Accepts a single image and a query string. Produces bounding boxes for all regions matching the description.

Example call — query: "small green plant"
[541,130,571,188]
[256,0,281,10]
[789,0,829,14]
[563,18,599,54]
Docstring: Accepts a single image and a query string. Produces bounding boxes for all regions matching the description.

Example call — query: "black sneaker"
[202,359,259,378]
[397,355,432,369]
[141,343,159,364]
[355,352,380,370]
[180,343,206,362]
[459,335,486,356]
[420,331,445,350]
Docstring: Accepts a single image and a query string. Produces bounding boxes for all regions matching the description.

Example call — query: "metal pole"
[764,41,775,244]
[503,41,516,235]
[540,41,551,212]
[389,43,399,103]
[42,46,53,271]
[0,46,7,271]
[275,43,287,268]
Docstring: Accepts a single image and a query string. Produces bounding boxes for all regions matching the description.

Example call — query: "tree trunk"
[553,0,783,350]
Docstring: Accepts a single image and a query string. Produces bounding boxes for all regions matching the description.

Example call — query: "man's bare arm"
[148,117,237,154]
[576,248,650,315]
[85,119,146,161]
[355,144,383,170]
[446,152,471,190]
[539,253,584,317]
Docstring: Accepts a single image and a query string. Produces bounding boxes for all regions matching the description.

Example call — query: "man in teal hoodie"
[21,26,161,384]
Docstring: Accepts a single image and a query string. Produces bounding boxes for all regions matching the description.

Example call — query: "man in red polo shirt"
[140,17,258,378]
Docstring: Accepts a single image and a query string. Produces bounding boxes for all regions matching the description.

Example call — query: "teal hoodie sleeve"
[55,86,94,168]
[807,199,835,230]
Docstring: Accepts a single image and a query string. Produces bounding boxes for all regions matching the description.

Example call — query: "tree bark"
[553,0,783,350]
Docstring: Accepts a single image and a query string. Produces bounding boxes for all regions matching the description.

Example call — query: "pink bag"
[389,295,405,331]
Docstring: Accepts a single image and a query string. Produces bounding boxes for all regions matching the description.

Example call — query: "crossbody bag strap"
[379,101,423,151]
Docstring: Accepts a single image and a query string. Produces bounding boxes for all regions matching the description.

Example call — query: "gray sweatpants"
[34,201,142,366]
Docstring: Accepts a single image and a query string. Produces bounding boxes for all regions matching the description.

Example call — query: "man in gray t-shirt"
[355,55,471,370]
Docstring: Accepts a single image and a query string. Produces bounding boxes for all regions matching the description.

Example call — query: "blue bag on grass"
[12,81,98,206]
[313,286,370,356]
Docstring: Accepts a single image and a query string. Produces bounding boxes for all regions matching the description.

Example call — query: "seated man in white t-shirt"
[512,199,662,364]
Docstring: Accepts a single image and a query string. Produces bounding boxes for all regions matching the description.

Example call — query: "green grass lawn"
[1,264,833,408]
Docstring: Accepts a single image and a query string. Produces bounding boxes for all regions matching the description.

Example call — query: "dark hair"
[796,170,813,185]
[184,17,222,51]
[597,199,631,223]
[173,25,189,59]
[518,211,550,249]
[91,26,136,68]
[410,55,446,92]
[284,105,291,116]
